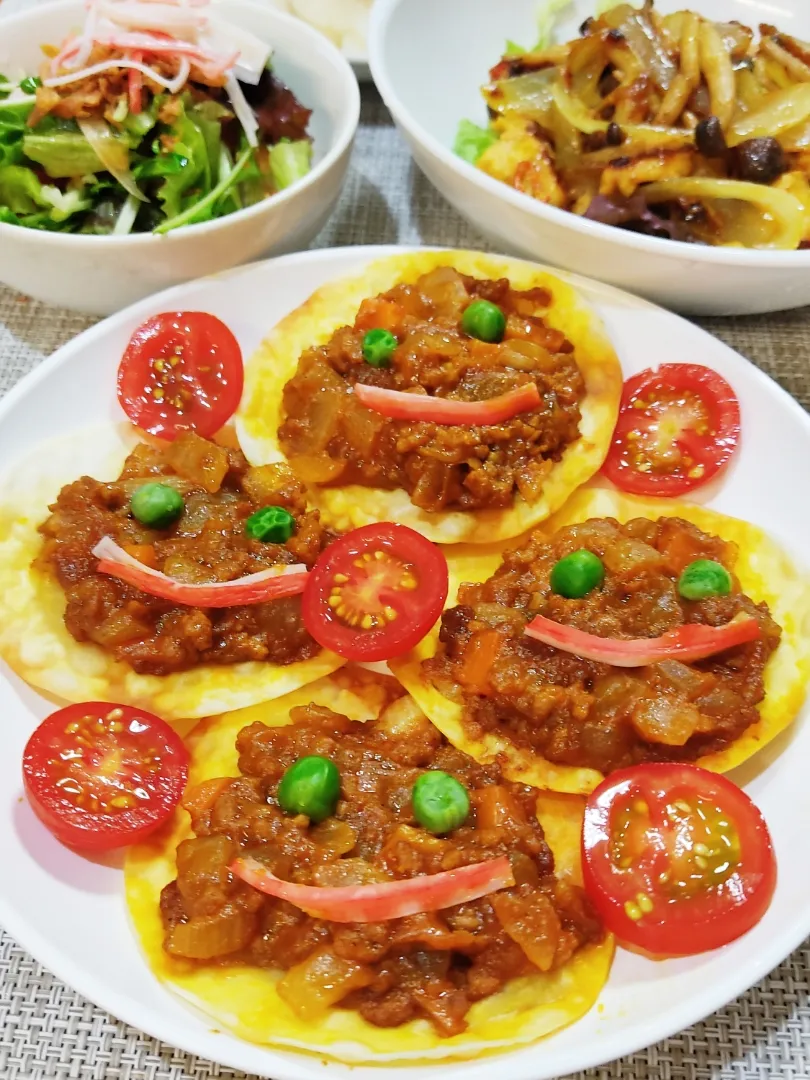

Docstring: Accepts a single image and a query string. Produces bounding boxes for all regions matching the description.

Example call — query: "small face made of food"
[236,251,623,544]
[0,425,344,721]
[125,672,613,1063]
[392,488,810,794]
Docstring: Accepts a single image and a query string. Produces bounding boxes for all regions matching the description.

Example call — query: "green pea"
[245,505,296,543]
[362,328,398,368]
[678,559,732,601]
[550,549,605,599]
[20,76,42,94]
[277,755,340,822]
[130,482,184,529]
[412,770,470,834]
[461,299,506,343]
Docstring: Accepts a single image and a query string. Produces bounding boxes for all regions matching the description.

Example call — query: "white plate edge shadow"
[0,244,808,1080]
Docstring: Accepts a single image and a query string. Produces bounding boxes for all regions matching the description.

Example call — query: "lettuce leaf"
[453,119,498,165]
[536,0,573,49]
[268,139,311,190]
[154,99,211,219]
[0,164,49,214]
[0,100,33,169]
[215,144,241,217]
[594,0,640,14]
[0,164,91,226]
[154,145,253,233]
[40,184,92,222]
[22,127,104,178]
[189,99,230,181]
[122,98,160,142]
[505,0,573,55]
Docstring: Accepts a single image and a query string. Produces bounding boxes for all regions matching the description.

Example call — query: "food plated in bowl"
[369,0,810,315]
[458,3,810,251]
[0,0,360,313]
[0,0,375,76]
[1,246,810,1080]
[0,0,316,235]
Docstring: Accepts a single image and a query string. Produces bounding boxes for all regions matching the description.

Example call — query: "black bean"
[598,68,620,97]
[728,137,787,184]
[579,16,594,35]
[695,116,728,158]
[582,131,608,152]
[606,122,625,147]
[438,605,474,646]
[606,28,625,42]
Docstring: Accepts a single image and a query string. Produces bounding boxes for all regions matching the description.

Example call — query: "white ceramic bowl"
[0,0,360,314]
[369,0,810,316]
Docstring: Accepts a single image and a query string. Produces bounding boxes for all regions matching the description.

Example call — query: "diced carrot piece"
[354,297,406,334]
[181,777,232,819]
[123,544,158,569]
[457,629,501,693]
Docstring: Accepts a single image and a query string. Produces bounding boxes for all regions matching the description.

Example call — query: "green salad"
[0,0,314,235]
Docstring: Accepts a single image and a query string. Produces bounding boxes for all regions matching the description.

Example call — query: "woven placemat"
[1,81,809,1080]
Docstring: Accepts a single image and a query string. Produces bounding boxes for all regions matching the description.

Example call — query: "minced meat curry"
[278,266,586,513]
[159,697,603,1036]
[37,433,332,676]
[426,515,781,774]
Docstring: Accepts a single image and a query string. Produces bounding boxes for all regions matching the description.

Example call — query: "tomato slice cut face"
[117,311,243,440]
[23,702,189,852]
[602,364,740,497]
[302,523,449,662]
[582,763,776,957]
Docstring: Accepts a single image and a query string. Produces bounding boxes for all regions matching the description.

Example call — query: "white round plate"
[0,246,809,1080]
[261,0,371,79]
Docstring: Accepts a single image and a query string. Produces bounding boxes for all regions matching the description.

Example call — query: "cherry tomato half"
[23,702,190,852]
[117,312,243,440]
[582,763,776,957]
[602,364,740,497]
[302,523,449,662]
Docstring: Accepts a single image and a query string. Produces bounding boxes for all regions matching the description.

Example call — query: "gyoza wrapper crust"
[0,424,344,723]
[235,250,623,544]
[391,487,810,794]
[125,669,614,1063]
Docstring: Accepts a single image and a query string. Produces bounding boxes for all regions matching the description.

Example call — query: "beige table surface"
[0,37,808,1080]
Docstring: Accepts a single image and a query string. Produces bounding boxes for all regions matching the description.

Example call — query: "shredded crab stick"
[43,0,270,145]
[231,855,515,922]
[524,613,761,667]
[92,537,308,608]
[128,49,144,114]
[353,381,542,426]
[46,57,191,94]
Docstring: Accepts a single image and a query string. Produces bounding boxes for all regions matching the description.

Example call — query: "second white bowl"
[369,0,810,316]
